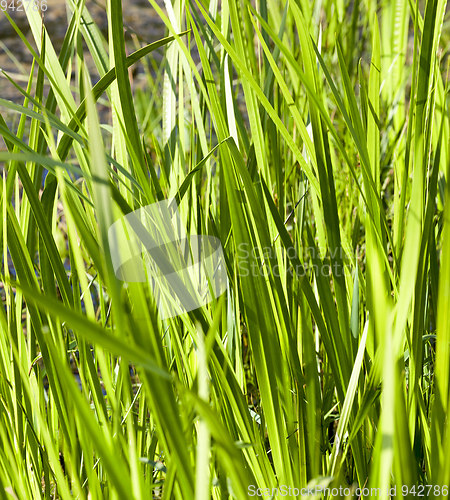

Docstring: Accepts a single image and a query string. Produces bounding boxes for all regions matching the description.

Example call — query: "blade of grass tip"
[308,35,397,269]
[228,0,270,182]
[253,6,396,293]
[224,54,239,149]
[328,319,368,477]
[247,7,319,174]
[67,0,109,77]
[160,0,180,184]
[335,43,367,162]
[143,136,165,202]
[193,0,321,197]
[392,0,409,132]
[350,267,359,339]
[38,0,85,140]
[148,1,213,163]
[169,140,226,211]
[56,34,186,162]
[345,329,382,445]
[23,8,77,120]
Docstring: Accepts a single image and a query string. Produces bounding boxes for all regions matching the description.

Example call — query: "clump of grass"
[0,0,449,498]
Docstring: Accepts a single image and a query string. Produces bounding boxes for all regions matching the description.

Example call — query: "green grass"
[0,0,449,497]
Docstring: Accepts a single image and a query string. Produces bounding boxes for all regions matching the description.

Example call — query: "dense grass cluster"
[1,0,450,498]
